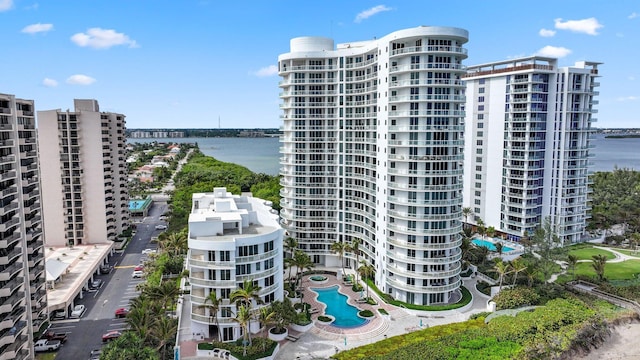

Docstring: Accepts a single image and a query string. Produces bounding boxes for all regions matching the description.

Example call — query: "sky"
[0,0,638,129]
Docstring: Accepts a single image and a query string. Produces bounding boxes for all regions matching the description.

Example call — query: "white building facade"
[0,93,48,359]
[37,99,130,246]
[463,57,600,243]
[188,188,283,341]
[279,26,468,305]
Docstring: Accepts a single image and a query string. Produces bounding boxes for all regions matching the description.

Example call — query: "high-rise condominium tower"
[279,26,468,305]
[38,99,130,247]
[0,93,48,359]
[463,57,600,244]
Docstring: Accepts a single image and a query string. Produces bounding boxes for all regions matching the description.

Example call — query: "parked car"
[159,215,168,221]
[41,330,68,343]
[102,331,122,342]
[141,248,157,255]
[89,349,102,360]
[134,264,144,271]
[89,279,103,291]
[34,339,61,352]
[132,270,145,279]
[51,310,66,320]
[155,224,168,230]
[70,304,86,318]
[115,308,129,318]
[100,264,113,274]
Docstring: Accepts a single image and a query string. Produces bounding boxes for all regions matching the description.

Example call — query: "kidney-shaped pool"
[312,285,368,328]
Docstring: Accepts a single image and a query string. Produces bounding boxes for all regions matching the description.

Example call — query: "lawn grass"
[568,246,617,260]
[35,354,56,360]
[610,248,640,258]
[574,260,640,280]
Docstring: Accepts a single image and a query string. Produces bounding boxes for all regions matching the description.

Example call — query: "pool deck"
[275,273,491,360]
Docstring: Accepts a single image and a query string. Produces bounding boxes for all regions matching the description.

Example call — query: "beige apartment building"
[0,93,48,359]
[38,99,130,246]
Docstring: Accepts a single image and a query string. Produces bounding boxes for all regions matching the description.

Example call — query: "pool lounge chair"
[310,308,319,314]
[286,334,299,342]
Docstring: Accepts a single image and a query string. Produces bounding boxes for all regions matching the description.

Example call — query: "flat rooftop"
[45,243,113,311]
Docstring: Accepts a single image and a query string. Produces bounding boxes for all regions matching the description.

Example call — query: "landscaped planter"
[290,320,314,333]
[268,327,289,341]
[309,275,328,284]
[358,310,375,319]
[316,315,334,325]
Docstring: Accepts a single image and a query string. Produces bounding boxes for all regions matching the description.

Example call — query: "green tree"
[531,216,562,260]
[284,237,298,284]
[567,254,579,279]
[357,261,375,300]
[331,241,348,279]
[199,290,222,342]
[231,279,263,309]
[145,280,180,310]
[592,254,608,282]
[233,304,253,356]
[486,226,496,240]
[101,332,159,360]
[509,259,527,286]
[347,238,362,288]
[491,260,512,290]
[495,242,504,256]
[151,316,178,360]
[462,207,472,228]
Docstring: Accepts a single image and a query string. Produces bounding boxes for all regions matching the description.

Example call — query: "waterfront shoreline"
[577,321,640,359]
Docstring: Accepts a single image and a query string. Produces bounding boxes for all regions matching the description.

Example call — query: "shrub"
[469,311,492,320]
[492,287,540,310]
[209,338,277,360]
[378,308,389,315]
[476,281,492,296]
[359,310,374,317]
[318,315,332,322]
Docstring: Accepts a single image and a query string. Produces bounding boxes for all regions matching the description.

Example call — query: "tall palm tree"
[233,304,253,356]
[290,250,314,301]
[231,279,263,309]
[347,238,362,287]
[284,237,298,259]
[145,280,180,311]
[462,207,472,228]
[522,266,539,287]
[330,241,347,279]
[592,254,607,282]
[510,259,527,286]
[491,260,512,290]
[198,290,222,342]
[476,218,486,239]
[486,226,496,240]
[495,242,504,257]
[126,306,154,344]
[151,316,178,360]
[357,261,375,300]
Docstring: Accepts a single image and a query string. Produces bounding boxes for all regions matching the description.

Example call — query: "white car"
[70,304,86,318]
[141,248,157,255]
[155,224,167,230]
[132,270,145,278]
[34,339,61,352]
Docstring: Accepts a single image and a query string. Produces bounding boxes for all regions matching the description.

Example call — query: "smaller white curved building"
[188,188,283,342]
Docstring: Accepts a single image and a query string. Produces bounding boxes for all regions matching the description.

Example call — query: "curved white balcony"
[387,168,464,176]
[386,277,461,294]
[387,222,461,236]
[387,236,461,250]
[386,262,461,278]
[387,250,462,265]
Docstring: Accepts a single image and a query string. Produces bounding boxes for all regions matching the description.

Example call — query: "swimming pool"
[472,238,514,252]
[312,285,367,328]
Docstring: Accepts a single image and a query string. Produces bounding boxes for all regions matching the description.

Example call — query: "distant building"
[238,130,265,137]
[463,57,601,243]
[38,99,131,246]
[129,130,151,138]
[0,93,48,359]
[187,187,283,341]
[152,131,168,138]
[168,131,185,138]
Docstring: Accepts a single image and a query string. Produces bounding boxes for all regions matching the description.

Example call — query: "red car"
[102,331,122,342]
[114,308,129,318]
[134,265,144,272]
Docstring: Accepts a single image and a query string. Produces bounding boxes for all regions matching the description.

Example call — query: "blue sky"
[0,0,638,128]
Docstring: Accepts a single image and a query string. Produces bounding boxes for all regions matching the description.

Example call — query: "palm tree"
[495,242,504,257]
[491,260,512,290]
[462,207,472,228]
[475,245,490,265]
[476,218,486,239]
[257,307,275,351]
[284,237,298,259]
[231,279,263,309]
[522,267,539,287]
[357,261,375,300]
[290,250,314,301]
[330,241,348,279]
[151,316,178,360]
[145,280,180,310]
[460,233,472,269]
[126,306,154,343]
[198,290,222,342]
[510,259,527,286]
[592,254,607,282]
[631,233,640,255]
[486,226,496,240]
[567,254,578,279]
[347,238,362,288]
[233,304,253,356]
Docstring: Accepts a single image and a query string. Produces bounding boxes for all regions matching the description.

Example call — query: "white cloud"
[539,28,556,37]
[554,17,603,35]
[0,0,13,11]
[71,28,138,49]
[66,74,96,85]
[617,96,638,102]
[355,5,391,23]
[21,23,53,34]
[252,65,278,77]
[25,3,38,10]
[42,78,58,87]
[629,76,636,81]
[535,45,572,58]
[629,12,638,19]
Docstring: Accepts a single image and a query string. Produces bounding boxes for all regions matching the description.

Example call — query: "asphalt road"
[46,201,168,359]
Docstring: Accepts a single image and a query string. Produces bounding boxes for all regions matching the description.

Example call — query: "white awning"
[46,259,69,282]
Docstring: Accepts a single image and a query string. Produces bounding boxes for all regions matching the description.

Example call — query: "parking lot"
[42,201,168,359]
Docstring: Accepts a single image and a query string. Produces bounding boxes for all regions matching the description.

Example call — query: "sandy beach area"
[577,322,640,359]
